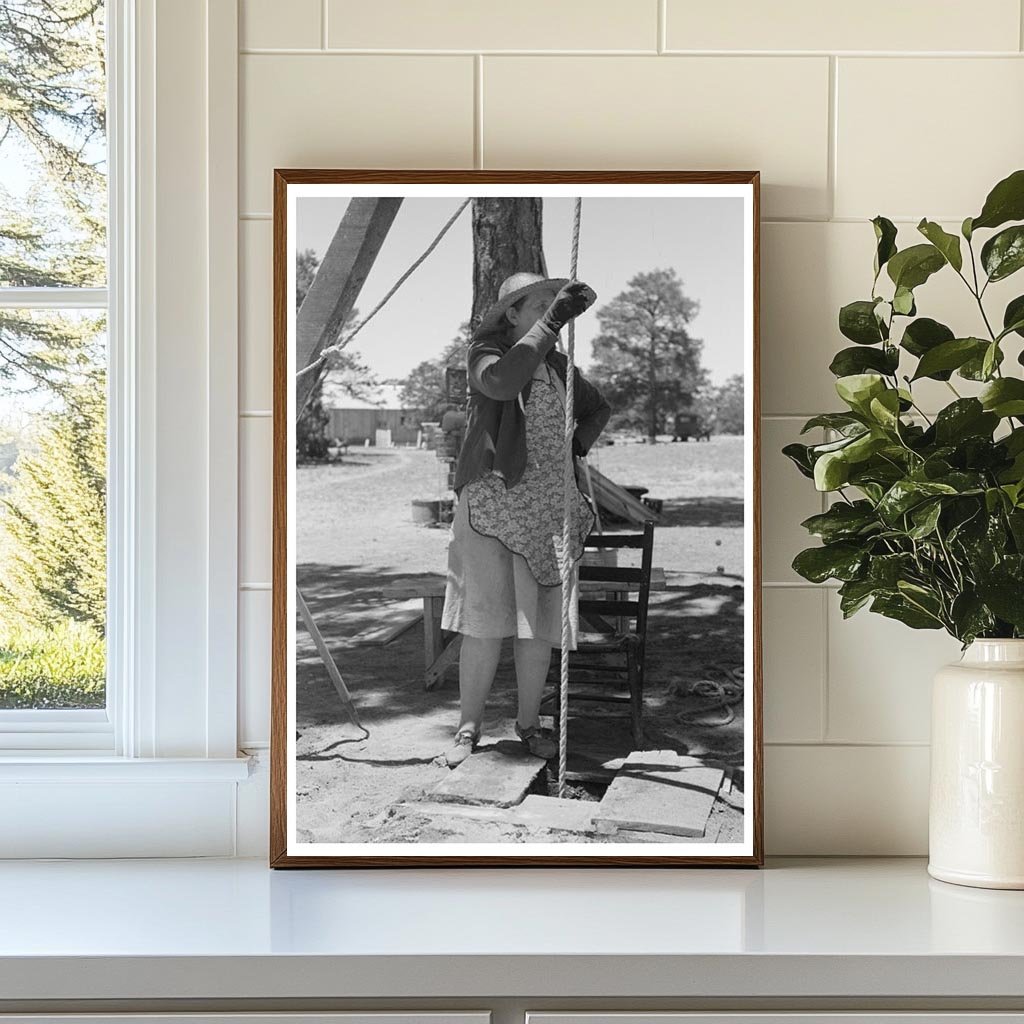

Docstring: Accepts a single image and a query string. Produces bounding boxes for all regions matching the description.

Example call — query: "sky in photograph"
[296,196,746,385]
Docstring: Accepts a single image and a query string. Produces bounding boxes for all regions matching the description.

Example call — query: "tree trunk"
[471,199,546,333]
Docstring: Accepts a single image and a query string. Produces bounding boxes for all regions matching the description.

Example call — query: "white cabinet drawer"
[527,1016,1024,1024]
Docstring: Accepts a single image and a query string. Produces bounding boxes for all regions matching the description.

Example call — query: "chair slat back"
[579,523,655,638]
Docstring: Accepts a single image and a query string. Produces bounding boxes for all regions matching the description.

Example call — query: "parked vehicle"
[671,412,711,442]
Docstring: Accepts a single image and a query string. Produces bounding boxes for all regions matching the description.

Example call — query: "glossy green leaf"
[976,575,1024,629]
[959,343,1004,381]
[838,578,877,617]
[839,299,887,345]
[792,542,866,584]
[782,442,815,479]
[892,286,916,316]
[886,243,946,291]
[908,500,943,539]
[814,450,851,491]
[877,479,958,524]
[900,318,955,370]
[982,341,1001,381]
[911,337,987,381]
[800,501,879,543]
[1002,295,1024,340]
[868,553,915,587]
[933,399,999,445]
[970,168,1024,233]
[868,389,902,430]
[835,373,886,414]
[980,378,1024,418]
[981,225,1024,282]
[828,345,899,378]
[872,215,898,278]
[800,412,865,435]
[917,218,963,272]
[871,593,943,630]
[950,593,995,644]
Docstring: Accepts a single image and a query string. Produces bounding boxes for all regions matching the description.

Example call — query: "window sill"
[0,754,253,782]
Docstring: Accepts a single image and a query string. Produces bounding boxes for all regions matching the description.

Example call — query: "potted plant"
[785,169,1024,889]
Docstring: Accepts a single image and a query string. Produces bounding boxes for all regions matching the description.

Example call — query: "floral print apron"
[464,363,595,587]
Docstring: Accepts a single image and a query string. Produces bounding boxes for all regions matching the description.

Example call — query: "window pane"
[0,308,106,710]
[0,1,107,288]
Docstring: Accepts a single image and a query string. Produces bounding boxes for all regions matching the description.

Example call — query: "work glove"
[539,280,597,335]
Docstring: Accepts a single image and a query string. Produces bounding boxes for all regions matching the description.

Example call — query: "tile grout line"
[237,214,971,226]
[657,0,666,53]
[820,587,830,743]
[766,740,931,748]
[474,54,483,169]
[237,47,1024,57]
[1021,0,1024,51]
[819,425,832,742]
[827,55,838,220]
[321,0,328,50]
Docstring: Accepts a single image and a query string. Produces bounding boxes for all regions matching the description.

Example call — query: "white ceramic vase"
[929,639,1024,889]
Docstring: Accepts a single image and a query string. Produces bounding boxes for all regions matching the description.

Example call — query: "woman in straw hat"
[440,272,611,768]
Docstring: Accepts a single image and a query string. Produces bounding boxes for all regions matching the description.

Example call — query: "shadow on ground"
[292,562,746,844]
[656,495,745,529]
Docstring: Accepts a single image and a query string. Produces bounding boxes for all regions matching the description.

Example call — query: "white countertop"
[1,857,1024,1001]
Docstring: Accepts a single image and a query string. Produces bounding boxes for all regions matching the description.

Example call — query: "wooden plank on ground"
[428,747,545,808]
[348,600,422,645]
[592,750,724,838]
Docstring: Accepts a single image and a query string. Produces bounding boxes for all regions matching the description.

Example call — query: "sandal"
[443,728,479,768]
[515,721,558,760]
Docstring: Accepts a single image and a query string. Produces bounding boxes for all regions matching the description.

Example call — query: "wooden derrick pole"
[296,197,402,412]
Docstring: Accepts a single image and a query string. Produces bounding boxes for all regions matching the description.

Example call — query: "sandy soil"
[295,439,747,845]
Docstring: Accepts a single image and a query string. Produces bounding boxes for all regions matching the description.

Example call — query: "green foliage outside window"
[0,1,107,707]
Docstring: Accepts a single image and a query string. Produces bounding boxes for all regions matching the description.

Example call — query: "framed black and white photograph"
[271,170,762,867]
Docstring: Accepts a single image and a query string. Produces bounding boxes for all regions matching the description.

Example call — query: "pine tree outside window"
[0,1,111,746]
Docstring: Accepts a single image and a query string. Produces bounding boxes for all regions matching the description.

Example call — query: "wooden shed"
[323,382,420,446]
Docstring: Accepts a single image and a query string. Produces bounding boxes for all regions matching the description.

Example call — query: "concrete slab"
[506,794,597,833]
[592,750,724,838]
[428,744,545,808]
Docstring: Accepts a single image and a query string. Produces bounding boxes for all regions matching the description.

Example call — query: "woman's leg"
[457,635,503,736]
[514,637,554,730]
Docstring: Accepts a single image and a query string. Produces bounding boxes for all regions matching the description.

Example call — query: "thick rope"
[296,198,473,404]
[558,198,582,798]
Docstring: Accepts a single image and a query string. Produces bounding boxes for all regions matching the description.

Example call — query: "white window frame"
[0,7,119,750]
[0,0,249,856]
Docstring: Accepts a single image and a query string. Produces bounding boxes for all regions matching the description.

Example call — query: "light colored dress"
[440,361,596,649]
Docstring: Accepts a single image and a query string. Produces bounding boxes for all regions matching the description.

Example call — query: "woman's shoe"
[515,721,558,760]
[443,728,479,768]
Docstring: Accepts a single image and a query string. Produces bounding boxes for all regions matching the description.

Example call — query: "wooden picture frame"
[271,170,763,867]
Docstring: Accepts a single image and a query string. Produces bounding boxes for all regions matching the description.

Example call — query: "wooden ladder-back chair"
[542,521,655,747]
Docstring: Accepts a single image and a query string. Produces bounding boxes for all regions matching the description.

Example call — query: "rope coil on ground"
[558,198,583,798]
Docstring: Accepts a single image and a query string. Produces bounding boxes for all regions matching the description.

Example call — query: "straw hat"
[475,271,570,334]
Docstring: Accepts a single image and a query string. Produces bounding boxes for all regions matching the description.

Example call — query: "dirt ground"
[295,438,747,845]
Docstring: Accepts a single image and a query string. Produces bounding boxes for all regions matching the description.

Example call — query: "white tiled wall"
[236,0,1024,854]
